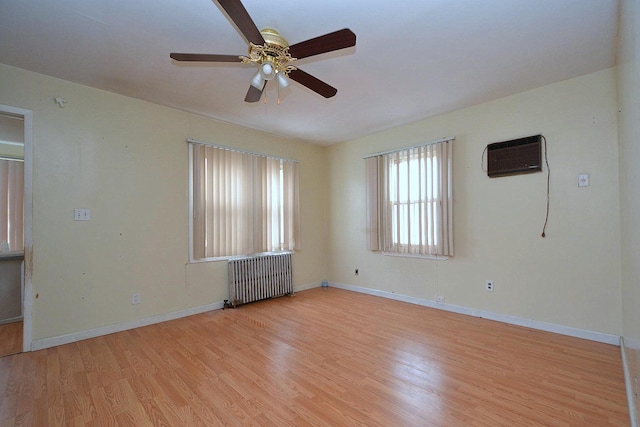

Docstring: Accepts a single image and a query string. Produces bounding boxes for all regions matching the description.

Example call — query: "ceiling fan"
[170,0,356,103]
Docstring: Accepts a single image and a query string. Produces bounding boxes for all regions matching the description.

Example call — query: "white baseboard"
[31,282,322,351]
[295,281,322,292]
[30,280,617,351]
[621,337,639,427]
[329,282,620,346]
[0,316,22,325]
[31,301,225,351]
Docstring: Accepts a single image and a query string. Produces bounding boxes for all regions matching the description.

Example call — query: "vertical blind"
[0,159,24,252]
[191,142,300,259]
[366,138,453,257]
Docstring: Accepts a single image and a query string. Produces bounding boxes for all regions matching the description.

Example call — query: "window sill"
[382,251,449,261]
[189,250,294,264]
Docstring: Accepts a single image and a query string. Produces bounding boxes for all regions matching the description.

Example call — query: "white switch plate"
[578,173,589,187]
[74,208,91,221]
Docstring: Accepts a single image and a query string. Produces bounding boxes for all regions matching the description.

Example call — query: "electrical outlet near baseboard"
[434,295,445,303]
[485,280,494,292]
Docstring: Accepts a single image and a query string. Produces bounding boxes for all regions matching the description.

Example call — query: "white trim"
[23,109,33,353]
[328,282,620,345]
[0,104,33,353]
[295,281,321,293]
[192,250,295,264]
[188,142,195,263]
[0,140,24,147]
[363,136,455,159]
[382,251,449,261]
[228,251,293,261]
[621,337,639,427]
[31,281,320,350]
[31,301,225,351]
[0,317,22,325]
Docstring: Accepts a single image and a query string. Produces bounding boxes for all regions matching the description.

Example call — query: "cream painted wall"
[327,68,622,336]
[0,61,626,348]
[0,63,328,341]
[618,0,640,423]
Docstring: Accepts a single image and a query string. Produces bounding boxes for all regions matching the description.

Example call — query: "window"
[366,138,453,257]
[190,142,300,260]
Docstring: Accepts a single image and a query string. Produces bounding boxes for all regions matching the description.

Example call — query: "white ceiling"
[0,0,619,145]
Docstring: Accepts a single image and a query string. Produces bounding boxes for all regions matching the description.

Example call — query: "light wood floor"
[0,287,629,426]
[0,321,22,358]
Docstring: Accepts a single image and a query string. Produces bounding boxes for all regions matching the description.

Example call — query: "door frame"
[0,104,33,352]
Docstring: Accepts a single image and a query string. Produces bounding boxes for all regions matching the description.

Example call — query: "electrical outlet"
[485,280,494,292]
[435,295,445,303]
[131,293,140,305]
[74,208,91,221]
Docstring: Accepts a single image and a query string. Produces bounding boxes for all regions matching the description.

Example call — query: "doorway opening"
[0,104,33,356]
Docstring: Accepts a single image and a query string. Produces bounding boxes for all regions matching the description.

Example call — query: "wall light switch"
[74,208,91,221]
[578,174,589,187]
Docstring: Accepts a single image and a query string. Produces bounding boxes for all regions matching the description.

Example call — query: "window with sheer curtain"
[190,142,300,260]
[366,138,453,257]
[0,159,24,252]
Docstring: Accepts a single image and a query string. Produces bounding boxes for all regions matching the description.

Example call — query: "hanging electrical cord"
[481,145,488,171]
[541,135,550,238]
[481,135,550,238]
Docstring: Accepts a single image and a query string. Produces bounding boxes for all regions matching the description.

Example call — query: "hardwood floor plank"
[0,287,630,425]
[11,409,32,427]
[88,387,118,426]
[0,322,22,358]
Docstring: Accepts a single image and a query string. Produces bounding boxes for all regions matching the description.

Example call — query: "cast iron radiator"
[227,252,293,307]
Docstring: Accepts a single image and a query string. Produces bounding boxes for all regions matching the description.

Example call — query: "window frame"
[387,149,440,252]
[366,137,454,259]
[188,140,299,263]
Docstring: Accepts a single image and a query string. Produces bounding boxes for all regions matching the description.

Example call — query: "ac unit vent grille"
[487,135,542,178]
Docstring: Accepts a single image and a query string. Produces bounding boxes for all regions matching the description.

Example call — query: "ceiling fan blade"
[215,0,265,45]
[170,53,242,62]
[288,68,337,98]
[288,29,356,60]
[244,82,265,103]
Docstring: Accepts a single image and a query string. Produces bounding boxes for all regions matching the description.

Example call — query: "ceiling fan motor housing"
[260,28,289,49]
[242,28,297,79]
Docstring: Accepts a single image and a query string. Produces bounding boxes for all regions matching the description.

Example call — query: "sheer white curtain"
[0,159,24,252]
[366,139,453,257]
[192,143,300,259]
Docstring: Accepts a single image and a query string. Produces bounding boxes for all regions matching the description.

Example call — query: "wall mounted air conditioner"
[487,135,542,178]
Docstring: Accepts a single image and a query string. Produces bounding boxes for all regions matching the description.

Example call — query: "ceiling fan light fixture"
[259,59,277,80]
[250,71,265,89]
[276,71,290,88]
